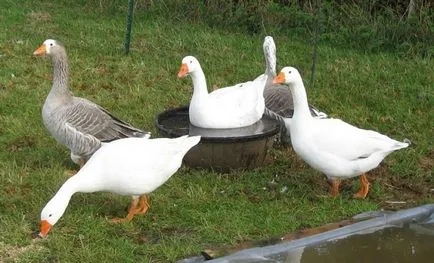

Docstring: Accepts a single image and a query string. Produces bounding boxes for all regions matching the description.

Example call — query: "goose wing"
[64,97,149,143]
[264,85,295,117]
[208,80,263,116]
[310,118,398,161]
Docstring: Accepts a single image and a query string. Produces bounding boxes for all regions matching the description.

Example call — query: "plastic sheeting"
[178,204,434,263]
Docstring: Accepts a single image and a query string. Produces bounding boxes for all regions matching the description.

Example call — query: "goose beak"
[273,72,285,84]
[33,44,47,56]
[177,63,189,78]
[38,220,52,238]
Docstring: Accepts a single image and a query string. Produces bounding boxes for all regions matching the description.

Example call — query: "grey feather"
[40,40,151,164]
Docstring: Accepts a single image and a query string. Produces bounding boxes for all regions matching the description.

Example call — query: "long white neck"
[289,77,313,120]
[190,68,209,101]
[45,175,81,222]
[50,168,101,203]
[46,170,102,223]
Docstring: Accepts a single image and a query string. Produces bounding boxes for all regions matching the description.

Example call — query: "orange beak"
[273,72,285,84]
[177,63,189,78]
[39,220,52,238]
[33,44,47,56]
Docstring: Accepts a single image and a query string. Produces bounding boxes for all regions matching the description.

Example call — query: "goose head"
[273,67,301,85]
[177,56,201,78]
[38,193,69,238]
[264,36,276,53]
[33,39,63,57]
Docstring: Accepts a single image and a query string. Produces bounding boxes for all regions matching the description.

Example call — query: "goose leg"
[65,170,77,177]
[79,159,85,169]
[65,159,86,177]
[330,178,340,197]
[111,197,139,223]
[136,194,150,215]
[353,174,370,199]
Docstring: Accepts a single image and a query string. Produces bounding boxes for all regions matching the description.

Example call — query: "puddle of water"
[180,207,434,263]
[271,223,434,263]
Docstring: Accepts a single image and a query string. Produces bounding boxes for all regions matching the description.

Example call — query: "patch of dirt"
[7,135,37,152]
[101,83,114,90]
[419,149,434,171]
[119,225,196,246]
[75,82,87,90]
[95,66,111,76]
[371,164,432,210]
[26,12,51,23]
[3,183,32,195]
[268,146,311,170]
[160,226,195,237]
[0,242,46,261]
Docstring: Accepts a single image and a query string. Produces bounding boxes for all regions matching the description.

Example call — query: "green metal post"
[310,0,321,84]
[125,0,135,55]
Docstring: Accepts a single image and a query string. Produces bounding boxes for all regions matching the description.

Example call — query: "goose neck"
[265,54,277,77]
[44,174,84,226]
[56,175,81,198]
[289,78,313,119]
[48,175,80,216]
[190,69,208,98]
[50,49,71,97]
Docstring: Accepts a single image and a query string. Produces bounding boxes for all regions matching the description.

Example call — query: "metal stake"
[310,0,321,84]
[124,0,135,55]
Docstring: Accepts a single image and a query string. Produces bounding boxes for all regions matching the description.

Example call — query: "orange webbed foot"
[136,195,150,215]
[109,198,139,223]
[353,174,370,199]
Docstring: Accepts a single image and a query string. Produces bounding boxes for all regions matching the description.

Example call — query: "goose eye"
[50,43,53,47]
[189,60,192,64]
[288,71,292,74]
[49,214,53,217]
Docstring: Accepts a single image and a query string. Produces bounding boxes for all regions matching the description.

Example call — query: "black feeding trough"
[156,105,281,172]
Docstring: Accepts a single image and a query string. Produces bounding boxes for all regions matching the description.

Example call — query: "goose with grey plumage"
[33,39,150,170]
[262,36,327,118]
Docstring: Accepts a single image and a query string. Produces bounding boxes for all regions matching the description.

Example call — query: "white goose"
[38,135,201,238]
[273,67,409,198]
[177,56,267,129]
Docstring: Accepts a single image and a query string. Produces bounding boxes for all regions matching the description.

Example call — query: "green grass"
[0,0,433,262]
